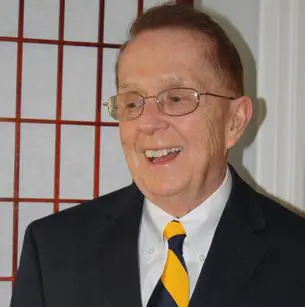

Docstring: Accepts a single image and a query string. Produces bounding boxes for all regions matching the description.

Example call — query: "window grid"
[53,0,64,214]
[12,0,24,287]
[0,0,193,291]
[93,0,105,202]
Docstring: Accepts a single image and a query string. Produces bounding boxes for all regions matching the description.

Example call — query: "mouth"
[144,147,183,164]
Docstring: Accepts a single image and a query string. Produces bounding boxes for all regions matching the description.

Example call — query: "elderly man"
[11,3,305,307]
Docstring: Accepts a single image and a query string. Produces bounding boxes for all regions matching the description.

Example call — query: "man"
[11,3,305,307]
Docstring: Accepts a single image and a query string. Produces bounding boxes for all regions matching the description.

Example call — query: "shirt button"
[148,248,155,255]
[199,254,205,262]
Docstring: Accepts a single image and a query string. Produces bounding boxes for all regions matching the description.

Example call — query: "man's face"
[117,28,239,208]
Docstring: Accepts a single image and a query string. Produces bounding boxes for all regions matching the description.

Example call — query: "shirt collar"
[143,166,232,246]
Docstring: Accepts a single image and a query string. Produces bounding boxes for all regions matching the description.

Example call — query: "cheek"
[119,123,134,148]
[119,124,134,160]
[194,108,227,156]
[119,124,141,168]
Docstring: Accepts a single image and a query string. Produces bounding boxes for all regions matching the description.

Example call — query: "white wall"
[255,0,305,211]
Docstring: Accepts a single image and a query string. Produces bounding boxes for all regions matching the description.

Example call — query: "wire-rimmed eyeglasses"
[103,87,236,121]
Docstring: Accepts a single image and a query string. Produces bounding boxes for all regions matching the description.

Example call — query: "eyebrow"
[118,75,188,92]
[118,83,144,95]
[163,77,187,88]
[118,83,139,90]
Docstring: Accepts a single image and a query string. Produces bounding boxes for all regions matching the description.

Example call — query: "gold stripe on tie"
[164,221,186,239]
[161,221,189,307]
[161,250,189,306]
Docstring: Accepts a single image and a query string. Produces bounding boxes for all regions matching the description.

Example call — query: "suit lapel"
[99,184,144,307]
[95,169,269,307]
[190,169,268,307]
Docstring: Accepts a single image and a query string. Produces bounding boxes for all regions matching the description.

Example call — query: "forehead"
[117,28,217,89]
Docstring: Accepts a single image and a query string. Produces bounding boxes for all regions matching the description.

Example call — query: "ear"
[226,96,253,149]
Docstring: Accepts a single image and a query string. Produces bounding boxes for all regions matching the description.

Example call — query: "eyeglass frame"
[103,87,237,121]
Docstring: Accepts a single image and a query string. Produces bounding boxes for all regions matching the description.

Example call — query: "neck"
[147,165,228,217]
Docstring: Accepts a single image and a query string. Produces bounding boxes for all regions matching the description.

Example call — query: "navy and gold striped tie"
[148,220,189,307]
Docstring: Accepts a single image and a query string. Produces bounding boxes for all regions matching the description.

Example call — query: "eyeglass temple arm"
[203,92,236,100]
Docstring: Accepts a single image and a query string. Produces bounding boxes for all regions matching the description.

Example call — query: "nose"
[137,96,168,134]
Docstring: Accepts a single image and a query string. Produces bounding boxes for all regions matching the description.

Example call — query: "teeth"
[145,147,182,158]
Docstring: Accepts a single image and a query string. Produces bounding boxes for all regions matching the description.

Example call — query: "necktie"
[148,220,189,307]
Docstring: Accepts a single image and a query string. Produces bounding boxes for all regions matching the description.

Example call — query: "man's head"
[116,3,244,96]
[113,3,252,216]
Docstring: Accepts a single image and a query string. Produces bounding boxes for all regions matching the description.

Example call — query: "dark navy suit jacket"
[11,167,305,306]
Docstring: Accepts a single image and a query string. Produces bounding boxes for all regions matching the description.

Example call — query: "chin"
[134,176,188,200]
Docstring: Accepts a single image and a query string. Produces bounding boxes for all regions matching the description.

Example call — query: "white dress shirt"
[138,167,232,306]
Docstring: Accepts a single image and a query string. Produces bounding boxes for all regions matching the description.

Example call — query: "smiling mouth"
[144,147,183,164]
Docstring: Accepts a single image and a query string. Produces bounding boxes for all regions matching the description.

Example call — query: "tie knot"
[163,220,186,240]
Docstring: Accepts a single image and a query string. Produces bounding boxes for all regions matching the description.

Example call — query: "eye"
[168,95,183,103]
[118,92,143,111]
[124,97,142,112]
[125,100,142,109]
[163,89,196,104]
[126,102,137,109]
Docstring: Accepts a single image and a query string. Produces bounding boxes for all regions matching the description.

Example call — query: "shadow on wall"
[194,3,305,217]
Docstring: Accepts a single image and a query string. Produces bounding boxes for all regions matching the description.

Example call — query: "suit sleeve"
[10,223,45,307]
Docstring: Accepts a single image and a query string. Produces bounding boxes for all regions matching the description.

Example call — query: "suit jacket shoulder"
[11,183,144,307]
[30,183,143,238]
[231,168,305,242]
[191,167,305,307]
